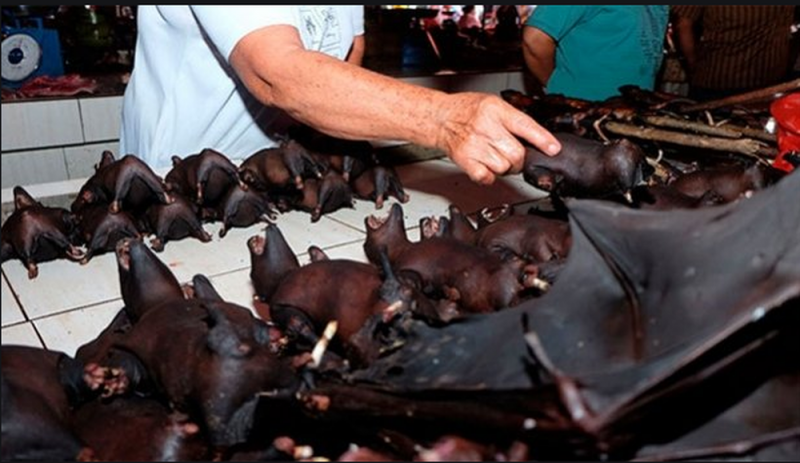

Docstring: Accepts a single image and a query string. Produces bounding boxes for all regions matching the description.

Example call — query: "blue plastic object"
[2,17,65,88]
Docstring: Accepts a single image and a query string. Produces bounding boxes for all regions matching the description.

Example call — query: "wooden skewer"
[643,115,742,139]
[679,79,800,113]
[311,321,338,368]
[604,122,776,160]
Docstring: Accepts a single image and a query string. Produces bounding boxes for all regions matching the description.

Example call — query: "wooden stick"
[643,115,742,139]
[679,79,800,113]
[604,122,773,160]
[311,321,338,368]
[724,124,778,144]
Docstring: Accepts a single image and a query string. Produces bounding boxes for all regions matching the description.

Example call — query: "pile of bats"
[503,80,800,169]
[3,146,798,461]
[0,129,408,279]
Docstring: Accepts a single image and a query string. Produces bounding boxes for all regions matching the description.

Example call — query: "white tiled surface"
[3,253,121,320]
[34,300,123,357]
[1,99,84,151]
[1,148,69,190]
[209,270,258,315]
[64,141,120,180]
[1,323,43,348]
[78,97,124,143]
[2,274,24,327]
[154,212,364,284]
[1,159,547,356]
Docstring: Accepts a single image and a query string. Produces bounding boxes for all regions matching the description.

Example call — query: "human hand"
[434,92,561,185]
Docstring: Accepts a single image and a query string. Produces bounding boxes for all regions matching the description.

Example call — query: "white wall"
[1,70,529,191]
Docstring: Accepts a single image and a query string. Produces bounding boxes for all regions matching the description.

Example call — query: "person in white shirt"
[120,5,560,185]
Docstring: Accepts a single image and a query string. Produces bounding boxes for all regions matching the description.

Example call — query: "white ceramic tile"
[2,275,24,327]
[209,270,258,316]
[1,178,86,206]
[1,323,43,348]
[1,148,68,190]
[63,142,120,180]
[2,252,121,319]
[153,211,364,284]
[324,190,447,234]
[79,96,124,143]
[1,100,84,151]
[34,300,123,357]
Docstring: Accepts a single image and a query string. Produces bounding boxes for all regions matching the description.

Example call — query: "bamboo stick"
[679,79,800,113]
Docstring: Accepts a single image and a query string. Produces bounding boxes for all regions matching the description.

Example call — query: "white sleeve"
[350,6,365,36]
[190,6,301,61]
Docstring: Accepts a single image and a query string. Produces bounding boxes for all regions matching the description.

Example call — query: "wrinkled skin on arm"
[522,25,556,88]
[230,24,560,185]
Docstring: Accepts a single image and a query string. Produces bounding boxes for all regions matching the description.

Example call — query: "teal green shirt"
[526,6,669,101]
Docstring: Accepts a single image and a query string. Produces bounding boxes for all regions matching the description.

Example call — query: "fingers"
[482,143,514,175]
[503,107,561,156]
[490,135,525,174]
[465,162,496,186]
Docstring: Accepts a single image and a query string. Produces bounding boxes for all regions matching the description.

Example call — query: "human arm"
[346,35,365,66]
[671,6,703,76]
[228,25,560,185]
[522,26,556,87]
[673,16,697,75]
[522,7,593,90]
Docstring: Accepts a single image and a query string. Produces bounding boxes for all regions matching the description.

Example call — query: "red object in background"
[1,74,97,101]
[771,93,800,172]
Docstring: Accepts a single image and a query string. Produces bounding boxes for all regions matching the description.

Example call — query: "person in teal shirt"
[523,6,669,101]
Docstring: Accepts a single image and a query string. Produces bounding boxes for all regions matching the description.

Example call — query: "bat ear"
[307,246,329,262]
[13,186,38,211]
[204,303,250,358]
[172,156,183,167]
[98,150,116,170]
[191,274,224,302]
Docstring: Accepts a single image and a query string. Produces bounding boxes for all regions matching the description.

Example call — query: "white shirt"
[120,6,364,169]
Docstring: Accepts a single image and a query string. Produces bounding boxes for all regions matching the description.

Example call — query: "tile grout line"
[26,298,123,324]
[29,321,48,350]
[2,270,31,324]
